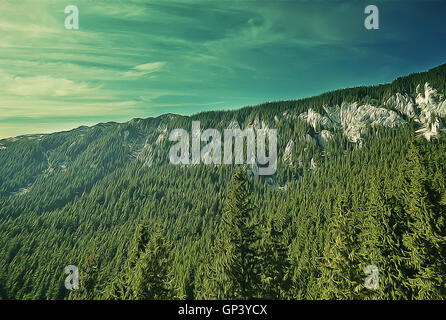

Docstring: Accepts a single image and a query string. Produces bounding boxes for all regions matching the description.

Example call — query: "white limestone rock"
[299,108,335,131]
[315,102,405,142]
[416,83,446,121]
[386,93,418,118]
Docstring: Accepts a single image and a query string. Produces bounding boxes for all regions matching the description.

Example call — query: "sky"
[1,0,446,138]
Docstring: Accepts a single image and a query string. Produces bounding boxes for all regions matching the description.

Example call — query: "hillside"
[0,63,445,299]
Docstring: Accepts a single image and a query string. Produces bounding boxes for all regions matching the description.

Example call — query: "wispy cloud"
[1,0,446,138]
[2,74,101,97]
[123,62,167,77]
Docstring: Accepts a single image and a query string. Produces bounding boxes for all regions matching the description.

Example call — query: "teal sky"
[1,0,446,138]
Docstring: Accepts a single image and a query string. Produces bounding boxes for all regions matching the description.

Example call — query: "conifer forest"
[1,63,445,300]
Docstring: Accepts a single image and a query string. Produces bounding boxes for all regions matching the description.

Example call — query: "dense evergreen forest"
[0,64,445,300]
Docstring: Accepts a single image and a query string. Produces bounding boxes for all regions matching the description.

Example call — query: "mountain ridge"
[2,63,446,142]
[1,64,446,198]
[0,63,445,299]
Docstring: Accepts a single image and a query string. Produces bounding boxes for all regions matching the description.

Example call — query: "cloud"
[123,62,167,77]
[0,70,138,124]
[1,0,443,140]
[0,97,139,120]
[2,74,101,97]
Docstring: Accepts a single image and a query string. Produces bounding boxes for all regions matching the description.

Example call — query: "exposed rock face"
[299,108,334,131]
[416,116,445,141]
[292,83,446,147]
[300,103,405,142]
[416,83,441,106]
[295,83,446,143]
[409,83,446,140]
[334,102,405,142]
[416,83,446,120]
[295,82,446,144]
[386,93,418,118]
[382,83,446,128]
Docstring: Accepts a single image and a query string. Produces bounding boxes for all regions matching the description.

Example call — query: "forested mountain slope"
[0,64,445,299]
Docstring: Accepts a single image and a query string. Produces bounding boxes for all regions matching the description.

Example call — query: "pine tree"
[401,140,446,299]
[359,175,411,299]
[69,239,100,300]
[203,168,260,299]
[259,217,292,299]
[318,192,364,299]
[129,230,172,300]
[104,219,172,300]
[104,218,151,300]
